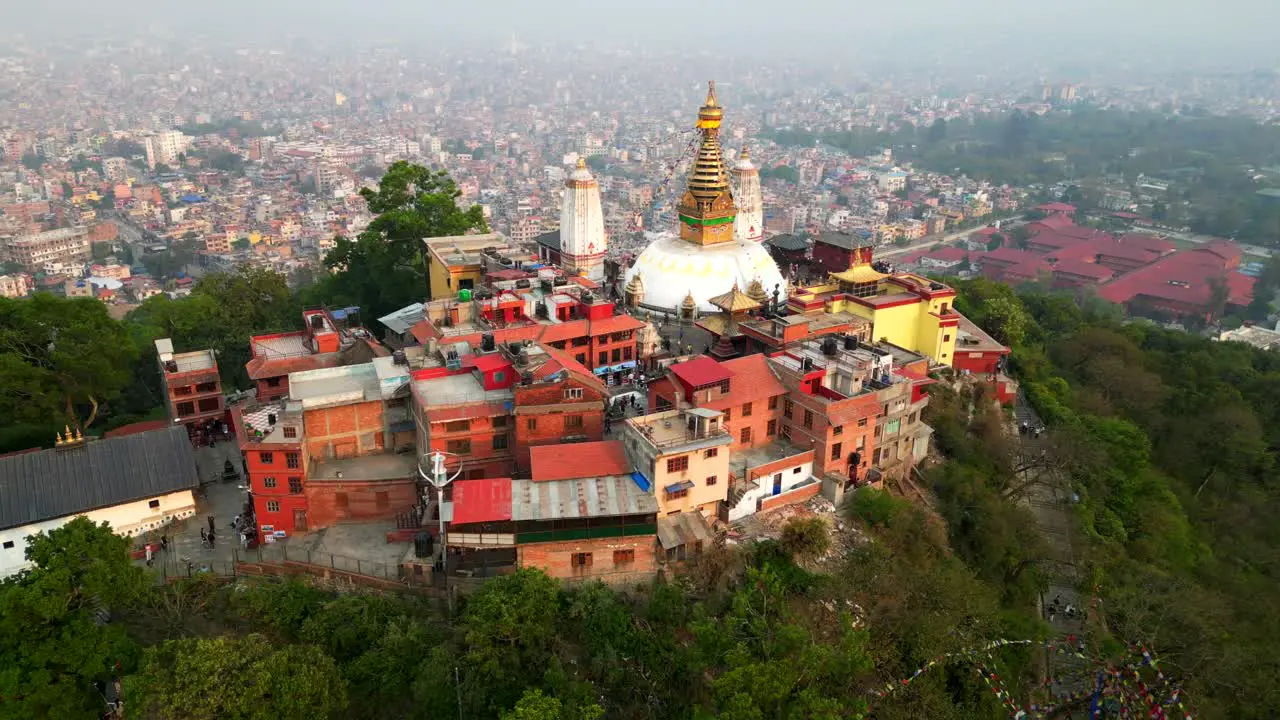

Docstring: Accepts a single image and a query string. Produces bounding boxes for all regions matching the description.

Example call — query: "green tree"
[0,294,137,428]
[779,517,831,562]
[92,241,115,262]
[125,634,348,720]
[324,162,486,316]
[232,237,251,250]
[501,688,604,720]
[20,152,41,170]
[95,188,116,211]
[0,517,148,720]
[927,118,947,144]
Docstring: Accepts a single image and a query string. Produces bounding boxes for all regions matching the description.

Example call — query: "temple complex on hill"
[623,82,786,313]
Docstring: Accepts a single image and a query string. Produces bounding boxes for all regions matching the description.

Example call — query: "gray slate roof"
[0,427,200,530]
[766,234,808,251]
[533,231,561,252]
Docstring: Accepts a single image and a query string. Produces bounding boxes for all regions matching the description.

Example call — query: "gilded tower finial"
[575,156,587,169]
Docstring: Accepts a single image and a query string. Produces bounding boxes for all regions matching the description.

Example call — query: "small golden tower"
[677,81,737,247]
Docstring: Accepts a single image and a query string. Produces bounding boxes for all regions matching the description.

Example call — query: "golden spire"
[678,81,736,246]
[575,157,587,169]
[747,276,768,305]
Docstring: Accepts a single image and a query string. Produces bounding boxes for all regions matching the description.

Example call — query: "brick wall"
[513,380,607,474]
[723,399,786,452]
[305,478,417,529]
[760,480,821,512]
[516,535,657,584]
[304,401,385,462]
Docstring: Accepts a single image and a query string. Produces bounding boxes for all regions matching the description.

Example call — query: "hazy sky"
[9,0,1280,71]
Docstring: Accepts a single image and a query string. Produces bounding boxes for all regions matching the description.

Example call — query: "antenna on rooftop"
[417,450,463,565]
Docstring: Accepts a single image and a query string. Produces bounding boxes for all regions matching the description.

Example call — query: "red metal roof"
[669,355,733,389]
[1096,247,1255,308]
[245,352,344,380]
[530,440,629,482]
[466,353,514,374]
[451,478,513,524]
[1036,202,1077,213]
[1050,258,1115,281]
[589,314,645,335]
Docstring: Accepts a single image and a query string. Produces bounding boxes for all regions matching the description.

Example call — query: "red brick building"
[233,401,309,535]
[155,338,224,432]
[512,345,609,475]
[445,469,659,585]
[411,350,518,481]
[648,354,789,453]
[246,308,384,402]
[408,293,644,387]
[812,234,874,274]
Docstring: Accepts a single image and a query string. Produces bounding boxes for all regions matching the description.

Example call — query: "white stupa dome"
[624,231,786,313]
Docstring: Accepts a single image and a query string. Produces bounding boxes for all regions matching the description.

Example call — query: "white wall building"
[0,427,200,577]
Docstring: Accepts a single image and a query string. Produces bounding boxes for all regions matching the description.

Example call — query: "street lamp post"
[417,451,462,564]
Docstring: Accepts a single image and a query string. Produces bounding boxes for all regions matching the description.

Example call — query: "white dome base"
[624,231,787,313]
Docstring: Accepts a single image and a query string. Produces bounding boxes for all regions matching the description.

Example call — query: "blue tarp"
[180,195,205,203]
[630,472,651,492]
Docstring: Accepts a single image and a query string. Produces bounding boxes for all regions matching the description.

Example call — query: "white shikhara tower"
[731,147,763,243]
[559,158,607,281]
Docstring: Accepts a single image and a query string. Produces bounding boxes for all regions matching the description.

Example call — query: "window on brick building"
[288,477,303,494]
[447,439,471,455]
[336,493,349,508]
[611,348,621,362]
[266,377,281,388]
[833,425,843,436]
[943,334,951,342]
[283,426,297,438]
[492,415,508,428]
[263,476,277,488]
[742,402,753,417]
[266,500,280,513]
[375,491,389,510]
[575,354,586,365]
[286,452,300,469]
[623,347,632,361]
[572,337,590,347]
[706,476,717,486]
[875,425,882,438]
[613,549,635,566]
[783,398,793,419]
[197,398,219,412]
[723,408,731,421]
[196,382,218,393]
[493,435,509,450]
[565,415,584,429]
[768,395,779,410]
[564,387,584,400]
[704,448,718,458]
[858,418,868,428]
[598,351,608,365]
[493,371,505,384]
[176,401,194,416]
[260,452,274,464]
[908,412,917,425]
[780,423,791,440]
[740,427,751,444]
[445,420,470,432]
[831,442,843,461]
[767,419,777,436]
[803,409,814,429]
[666,456,689,473]
[571,552,593,569]
[666,488,689,500]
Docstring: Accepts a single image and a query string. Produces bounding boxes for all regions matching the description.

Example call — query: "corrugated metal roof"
[511,475,658,522]
[656,511,714,550]
[0,427,199,530]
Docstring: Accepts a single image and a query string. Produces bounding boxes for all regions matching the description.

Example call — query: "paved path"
[143,443,250,577]
[1013,393,1092,701]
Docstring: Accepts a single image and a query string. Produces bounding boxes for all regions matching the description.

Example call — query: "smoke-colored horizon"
[6,0,1280,72]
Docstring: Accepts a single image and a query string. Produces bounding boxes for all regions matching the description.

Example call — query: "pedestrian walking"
[145,544,154,567]
[199,527,208,545]
[208,529,216,548]
[160,534,169,551]
[207,515,215,533]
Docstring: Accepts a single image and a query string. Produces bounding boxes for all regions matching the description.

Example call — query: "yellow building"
[787,253,960,366]
[620,407,732,519]
[423,233,533,300]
